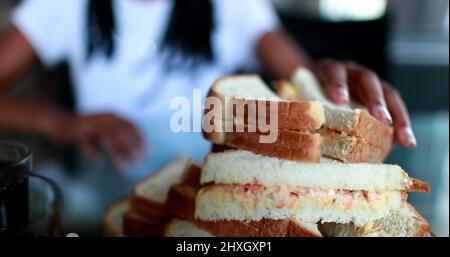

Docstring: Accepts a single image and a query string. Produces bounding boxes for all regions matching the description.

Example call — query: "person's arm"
[0,26,144,170]
[257,29,416,148]
[257,29,313,79]
[0,26,64,137]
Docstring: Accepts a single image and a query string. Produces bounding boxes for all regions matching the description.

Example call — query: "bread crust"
[211,144,236,153]
[350,110,394,146]
[207,76,325,131]
[409,178,430,192]
[224,130,323,162]
[276,80,395,163]
[196,219,321,237]
[403,204,434,236]
[205,129,324,162]
[130,195,169,219]
[180,164,202,188]
[166,184,199,221]
[322,129,392,163]
[122,210,166,237]
[103,197,129,237]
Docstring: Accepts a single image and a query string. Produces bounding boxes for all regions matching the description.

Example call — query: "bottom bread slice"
[196,218,321,237]
[164,219,214,237]
[195,185,406,227]
[164,218,321,237]
[318,203,435,237]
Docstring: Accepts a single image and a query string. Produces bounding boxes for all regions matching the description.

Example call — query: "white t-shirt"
[12,0,279,173]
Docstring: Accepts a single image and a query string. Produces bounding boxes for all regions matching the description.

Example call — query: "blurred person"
[0,0,417,230]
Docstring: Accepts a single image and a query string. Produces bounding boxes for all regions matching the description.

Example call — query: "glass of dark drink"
[0,140,62,237]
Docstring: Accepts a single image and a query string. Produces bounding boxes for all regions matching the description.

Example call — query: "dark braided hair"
[86,0,215,69]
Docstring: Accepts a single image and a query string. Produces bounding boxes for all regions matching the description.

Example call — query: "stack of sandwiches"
[103,157,208,237]
[103,67,434,237]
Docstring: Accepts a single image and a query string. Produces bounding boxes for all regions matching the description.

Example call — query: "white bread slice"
[196,218,322,237]
[164,219,214,237]
[286,67,394,163]
[201,150,429,192]
[134,157,192,203]
[206,75,325,131]
[319,203,435,237]
[103,197,129,237]
[212,75,277,99]
[132,157,197,217]
[203,75,325,162]
[103,197,169,237]
[195,184,406,227]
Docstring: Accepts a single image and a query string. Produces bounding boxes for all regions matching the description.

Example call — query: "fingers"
[72,114,146,170]
[382,81,417,147]
[99,135,126,170]
[70,119,103,168]
[78,140,102,168]
[315,60,350,104]
[345,63,392,125]
[118,119,146,156]
[96,116,145,171]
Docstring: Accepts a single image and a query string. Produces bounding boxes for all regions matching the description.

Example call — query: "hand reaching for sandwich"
[43,112,145,170]
[314,59,416,148]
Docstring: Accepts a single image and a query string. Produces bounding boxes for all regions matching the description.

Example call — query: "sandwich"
[164,177,323,237]
[277,67,394,163]
[132,156,198,218]
[103,156,202,237]
[195,150,429,233]
[203,75,325,163]
[204,73,393,163]
[104,154,433,237]
[103,197,165,237]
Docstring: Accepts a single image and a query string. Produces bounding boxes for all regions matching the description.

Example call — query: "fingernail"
[372,105,392,125]
[398,126,417,147]
[337,85,350,103]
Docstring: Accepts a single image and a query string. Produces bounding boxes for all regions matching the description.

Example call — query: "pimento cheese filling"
[218,183,385,210]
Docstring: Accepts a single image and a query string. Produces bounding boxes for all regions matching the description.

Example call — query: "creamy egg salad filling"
[209,184,400,211]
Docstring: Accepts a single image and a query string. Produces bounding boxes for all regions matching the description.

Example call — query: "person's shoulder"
[21,0,77,8]
[214,0,272,10]
[16,0,84,15]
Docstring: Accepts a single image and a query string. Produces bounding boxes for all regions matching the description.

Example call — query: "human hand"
[44,112,145,170]
[314,59,416,147]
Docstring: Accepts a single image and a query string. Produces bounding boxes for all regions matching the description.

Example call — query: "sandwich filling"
[196,184,406,227]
